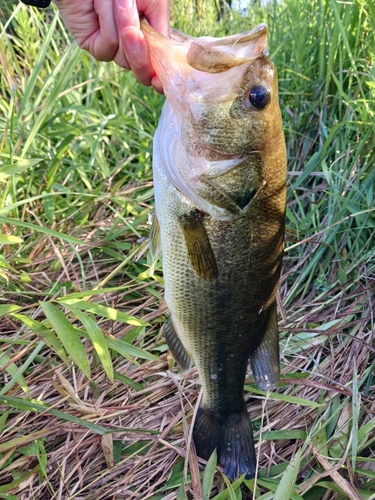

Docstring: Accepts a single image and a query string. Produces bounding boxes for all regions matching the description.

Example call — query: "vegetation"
[0,0,374,498]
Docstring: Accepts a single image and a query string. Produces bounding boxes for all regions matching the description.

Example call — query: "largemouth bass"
[141,20,287,480]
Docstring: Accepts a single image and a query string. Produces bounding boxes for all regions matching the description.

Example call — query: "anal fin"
[179,210,218,281]
[250,301,280,391]
[164,317,192,371]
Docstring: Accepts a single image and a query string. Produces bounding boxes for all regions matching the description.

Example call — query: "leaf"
[0,396,108,438]
[177,484,187,500]
[101,434,114,468]
[59,300,147,326]
[40,302,90,378]
[255,478,303,499]
[0,353,29,396]
[312,425,329,458]
[12,314,69,365]
[0,234,23,244]
[0,469,38,494]
[259,430,307,441]
[213,476,247,500]
[202,449,217,500]
[352,360,360,472]
[273,449,302,500]
[66,306,114,383]
[0,305,21,317]
[36,440,48,479]
[107,336,157,363]
[0,412,9,434]
[0,342,44,396]
[113,440,123,464]
[0,158,43,180]
[221,474,242,500]
[0,216,83,245]
[0,426,56,455]
[113,371,144,391]
[358,418,375,450]
[244,386,323,408]
[314,481,372,498]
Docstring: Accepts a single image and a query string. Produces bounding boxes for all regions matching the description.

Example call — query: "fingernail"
[117,0,135,11]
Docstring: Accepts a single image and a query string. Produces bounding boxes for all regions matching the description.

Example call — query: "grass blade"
[202,449,217,500]
[59,300,147,326]
[0,353,29,396]
[0,342,44,396]
[0,396,108,437]
[67,305,114,383]
[106,336,157,362]
[0,216,83,245]
[40,302,90,378]
[273,449,302,500]
[12,313,69,365]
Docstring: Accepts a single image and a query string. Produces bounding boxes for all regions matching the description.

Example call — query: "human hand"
[54,0,170,93]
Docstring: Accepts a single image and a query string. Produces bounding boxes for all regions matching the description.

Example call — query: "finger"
[138,0,171,38]
[113,0,139,69]
[115,0,140,28]
[89,0,119,61]
[118,27,154,86]
[151,74,164,94]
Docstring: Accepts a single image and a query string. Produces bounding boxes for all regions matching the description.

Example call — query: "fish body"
[142,21,287,480]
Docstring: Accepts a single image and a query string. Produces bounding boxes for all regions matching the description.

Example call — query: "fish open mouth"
[140,19,269,109]
[140,19,268,74]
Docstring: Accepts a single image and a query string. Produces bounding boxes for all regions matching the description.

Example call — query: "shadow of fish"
[142,19,287,481]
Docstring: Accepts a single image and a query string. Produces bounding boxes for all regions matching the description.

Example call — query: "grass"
[0,0,374,498]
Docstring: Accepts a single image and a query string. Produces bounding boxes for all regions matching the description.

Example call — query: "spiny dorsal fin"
[179,210,218,281]
[164,317,192,371]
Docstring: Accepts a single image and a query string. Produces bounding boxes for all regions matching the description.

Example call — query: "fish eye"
[248,85,270,109]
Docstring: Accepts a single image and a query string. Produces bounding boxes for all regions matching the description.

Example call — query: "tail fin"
[193,406,256,480]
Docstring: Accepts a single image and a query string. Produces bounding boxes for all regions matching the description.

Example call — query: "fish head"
[142,20,285,220]
[141,20,281,159]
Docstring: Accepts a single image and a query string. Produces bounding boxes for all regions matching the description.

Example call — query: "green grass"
[0,1,374,498]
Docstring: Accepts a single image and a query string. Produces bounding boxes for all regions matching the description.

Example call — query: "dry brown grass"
[1,201,374,499]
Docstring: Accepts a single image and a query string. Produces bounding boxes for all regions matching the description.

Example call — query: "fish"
[141,19,287,480]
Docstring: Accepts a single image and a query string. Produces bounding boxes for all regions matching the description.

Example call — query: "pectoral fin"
[149,209,162,260]
[179,211,218,281]
[249,301,279,391]
[164,317,192,371]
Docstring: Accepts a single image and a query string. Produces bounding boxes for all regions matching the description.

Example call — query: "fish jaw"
[154,102,246,220]
[140,19,191,115]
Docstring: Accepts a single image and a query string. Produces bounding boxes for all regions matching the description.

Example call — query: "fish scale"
[142,19,287,480]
